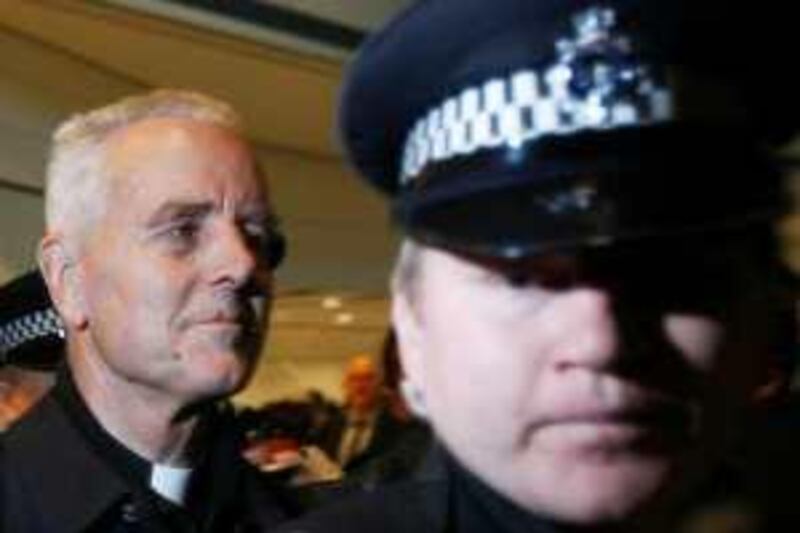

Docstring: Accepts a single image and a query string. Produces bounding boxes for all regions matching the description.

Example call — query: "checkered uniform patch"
[0,308,63,360]
[400,67,673,185]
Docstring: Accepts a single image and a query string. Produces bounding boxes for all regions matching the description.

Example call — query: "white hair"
[44,89,243,250]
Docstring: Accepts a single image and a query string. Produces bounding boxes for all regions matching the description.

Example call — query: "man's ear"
[392,286,428,418]
[38,234,88,330]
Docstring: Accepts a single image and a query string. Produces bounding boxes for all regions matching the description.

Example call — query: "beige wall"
[0,189,42,282]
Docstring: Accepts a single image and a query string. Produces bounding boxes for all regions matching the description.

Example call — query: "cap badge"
[548,6,670,129]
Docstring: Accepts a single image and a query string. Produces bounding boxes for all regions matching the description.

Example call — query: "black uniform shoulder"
[3,393,67,460]
[273,479,447,533]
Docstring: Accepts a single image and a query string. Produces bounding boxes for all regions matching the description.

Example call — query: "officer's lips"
[534,399,693,453]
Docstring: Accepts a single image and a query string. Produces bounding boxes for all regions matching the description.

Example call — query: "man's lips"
[193,315,241,328]
[196,316,241,325]
[188,311,256,337]
[191,304,255,325]
[195,321,242,331]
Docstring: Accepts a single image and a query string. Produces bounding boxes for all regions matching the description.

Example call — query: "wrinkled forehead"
[102,117,269,215]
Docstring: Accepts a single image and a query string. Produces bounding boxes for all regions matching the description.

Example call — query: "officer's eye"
[503,270,534,288]
[500,254,579,290]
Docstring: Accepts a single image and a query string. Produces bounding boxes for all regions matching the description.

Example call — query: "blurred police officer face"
[394,232,775,525]
[70,118,273,407]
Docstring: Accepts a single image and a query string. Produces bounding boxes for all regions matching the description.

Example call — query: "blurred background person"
[344,328,433,488]
[319,333,431,477]
[327,354,382,468]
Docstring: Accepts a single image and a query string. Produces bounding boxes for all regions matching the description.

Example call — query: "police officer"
[0,270,61,431]
[0,270,63,370]
[275,0,799,531]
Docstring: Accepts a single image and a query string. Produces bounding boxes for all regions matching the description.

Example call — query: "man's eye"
[164,219,201,246]
[242,224,266,246]
[239,218,286,268]
[238,225,271,258]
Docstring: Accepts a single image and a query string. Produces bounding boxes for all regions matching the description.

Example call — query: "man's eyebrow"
[239,208,279,227]
[146,201,213,226]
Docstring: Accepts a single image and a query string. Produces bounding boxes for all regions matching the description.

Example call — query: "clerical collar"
[151,462,193,505]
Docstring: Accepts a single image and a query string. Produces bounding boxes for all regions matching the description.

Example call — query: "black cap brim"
[393,126,784,257]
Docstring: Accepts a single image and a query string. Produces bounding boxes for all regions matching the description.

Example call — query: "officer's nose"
[552,287,621,372]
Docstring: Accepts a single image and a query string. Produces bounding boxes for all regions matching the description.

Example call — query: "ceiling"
[256,0,412,31]
[105,0,413,61]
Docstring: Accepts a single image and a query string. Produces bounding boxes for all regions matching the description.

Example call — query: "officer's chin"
[514,454,679,527]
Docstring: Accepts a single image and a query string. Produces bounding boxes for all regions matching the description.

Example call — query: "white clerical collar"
[150,463,193,506]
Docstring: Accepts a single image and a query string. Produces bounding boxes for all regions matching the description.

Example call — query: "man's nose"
[209,222,262,290]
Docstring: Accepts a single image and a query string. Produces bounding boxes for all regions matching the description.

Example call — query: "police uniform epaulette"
[0,270,63,370]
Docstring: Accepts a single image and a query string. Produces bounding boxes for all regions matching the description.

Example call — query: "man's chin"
[181,350,254,400]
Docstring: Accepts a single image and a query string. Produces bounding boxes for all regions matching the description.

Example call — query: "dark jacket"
[275,479,448,533]
[273,442,800,533]
[1,371,296,533]
[271,449,564,533]
[317,402,423,472]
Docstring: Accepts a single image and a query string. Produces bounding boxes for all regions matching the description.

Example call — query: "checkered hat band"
[0,308,63,358]
[399,68,674,184]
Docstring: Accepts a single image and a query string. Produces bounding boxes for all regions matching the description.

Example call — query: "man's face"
[344,357,379,413]
[74,118,275,406]
[395,236,773,525]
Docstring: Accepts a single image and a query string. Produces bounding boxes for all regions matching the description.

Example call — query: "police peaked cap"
[0,270,63,370]
[340,0,798,258]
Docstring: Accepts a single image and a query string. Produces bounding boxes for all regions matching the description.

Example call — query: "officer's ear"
[38,233,88,331]
[751,363,791,406]
[391,281,428,419]
[750,292,798,406]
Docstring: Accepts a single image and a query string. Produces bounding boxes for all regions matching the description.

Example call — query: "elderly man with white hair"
[1,90,292,532]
